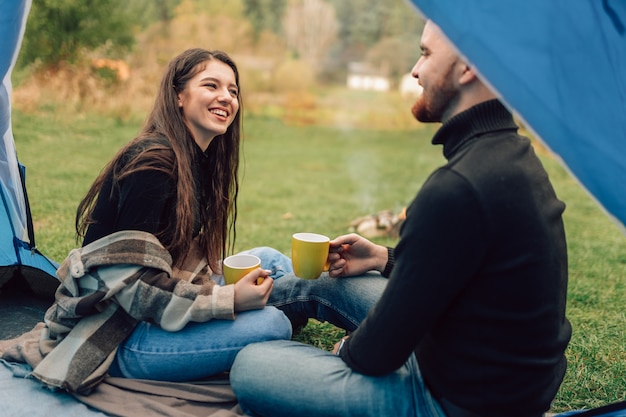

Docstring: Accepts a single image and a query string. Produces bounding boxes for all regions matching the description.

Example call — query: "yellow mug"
[223,254,262,285]
[291,232,330,279]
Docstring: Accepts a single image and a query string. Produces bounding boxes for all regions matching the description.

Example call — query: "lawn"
[12,106,626,412]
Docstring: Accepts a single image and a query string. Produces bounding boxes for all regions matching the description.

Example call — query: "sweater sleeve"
[118,268,235,331]
[111,235,235,330]
[339,168,487,375]
[381,247,395,278]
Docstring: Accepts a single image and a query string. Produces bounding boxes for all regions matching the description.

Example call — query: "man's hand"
[327,234,388,278]
[332,336,350,355]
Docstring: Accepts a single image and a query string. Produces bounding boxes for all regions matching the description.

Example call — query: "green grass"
[12,107,625,412]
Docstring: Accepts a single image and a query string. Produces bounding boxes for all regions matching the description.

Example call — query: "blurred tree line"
[17,0,424,85]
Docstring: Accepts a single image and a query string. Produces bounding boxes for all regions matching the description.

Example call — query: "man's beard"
[411,67,458,123]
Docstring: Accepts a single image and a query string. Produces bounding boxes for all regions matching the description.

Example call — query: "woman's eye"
[229,89,239,97]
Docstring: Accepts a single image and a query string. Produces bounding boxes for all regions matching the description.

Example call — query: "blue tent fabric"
[407,0,626,233]
[1,0,30,248]
[1,0,58,284]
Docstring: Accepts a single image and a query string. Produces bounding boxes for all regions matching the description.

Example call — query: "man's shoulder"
[455,131,534,169]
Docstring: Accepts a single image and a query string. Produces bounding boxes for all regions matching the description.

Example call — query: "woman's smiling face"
[177,59,240,151]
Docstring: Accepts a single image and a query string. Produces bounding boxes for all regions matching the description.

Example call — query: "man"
[230,20,571,417]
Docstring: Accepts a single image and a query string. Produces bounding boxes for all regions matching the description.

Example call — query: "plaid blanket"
[1,230,235,394]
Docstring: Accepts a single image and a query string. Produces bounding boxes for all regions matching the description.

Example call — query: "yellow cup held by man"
[223,254,262,285]
[291,232,330,279]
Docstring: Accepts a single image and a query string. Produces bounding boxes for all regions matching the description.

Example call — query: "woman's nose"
[218,90,233,103]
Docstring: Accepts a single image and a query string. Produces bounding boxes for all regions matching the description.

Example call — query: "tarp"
[1,0,58,291]
[407,0,626,233]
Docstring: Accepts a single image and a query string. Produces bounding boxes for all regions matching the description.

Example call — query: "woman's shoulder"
[113,135,176,176]
[129,134,173,153]
[124,135,174,160]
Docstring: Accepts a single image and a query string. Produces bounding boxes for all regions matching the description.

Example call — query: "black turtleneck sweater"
[339,100,571,416]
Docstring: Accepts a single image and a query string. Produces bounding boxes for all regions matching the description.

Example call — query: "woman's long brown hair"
[76,49,241,270]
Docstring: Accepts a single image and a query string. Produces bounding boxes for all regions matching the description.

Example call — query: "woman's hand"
[327,233,388,278]
[233,268,273,312]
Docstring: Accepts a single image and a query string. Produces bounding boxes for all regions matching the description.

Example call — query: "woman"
[75,48,292,382]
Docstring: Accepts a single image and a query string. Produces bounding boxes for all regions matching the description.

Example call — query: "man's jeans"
[232,339,445,417]
[231,271,446,417]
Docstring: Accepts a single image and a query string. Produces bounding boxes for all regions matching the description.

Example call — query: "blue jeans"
[231,272,447,417]
[110,247,294,381]
[268,271,387,331]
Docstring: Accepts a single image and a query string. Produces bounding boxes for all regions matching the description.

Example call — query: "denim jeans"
[231,272,447,417]
[110,247,294,381]
[268,271,388,331]
[232,340,445,417]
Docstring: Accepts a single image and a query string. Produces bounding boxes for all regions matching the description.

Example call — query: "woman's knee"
[263,306,293,339]
[242,246,293,278]
[240,306,292,341]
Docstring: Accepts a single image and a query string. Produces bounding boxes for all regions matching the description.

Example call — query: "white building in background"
[346,62,390,92]
[399,72,423,97]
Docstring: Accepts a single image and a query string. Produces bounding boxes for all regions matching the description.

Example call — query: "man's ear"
[459,64,477,85]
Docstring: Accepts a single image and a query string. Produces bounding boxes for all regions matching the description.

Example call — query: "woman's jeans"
[231,272,447,417]
[109,247,293,381]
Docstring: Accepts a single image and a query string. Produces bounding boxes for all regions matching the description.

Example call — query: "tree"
[366,36,419,85]
[282,0,338,75]
[19,0,135,68]
[243,0,287,38]
[121,0,182,28]
[325,0,423,70]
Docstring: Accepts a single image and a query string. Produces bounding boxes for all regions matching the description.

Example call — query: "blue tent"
[407,0,626,234]
[0,0,58,297]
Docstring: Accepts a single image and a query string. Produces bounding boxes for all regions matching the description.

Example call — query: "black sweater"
[84,137,207,248]
[339,100,571,416]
